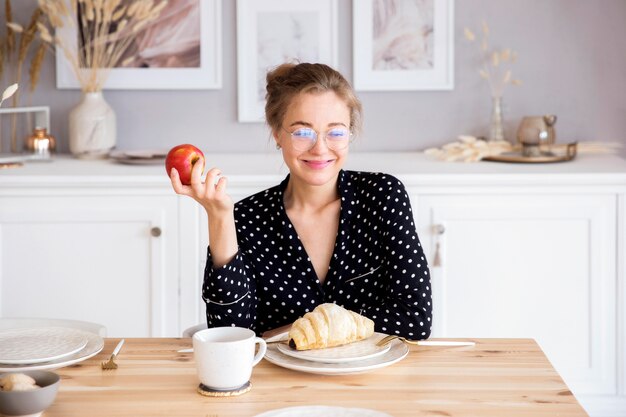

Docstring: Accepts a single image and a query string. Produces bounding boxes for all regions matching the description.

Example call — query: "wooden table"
[45,338,588,417]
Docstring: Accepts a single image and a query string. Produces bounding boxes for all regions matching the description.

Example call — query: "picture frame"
[55,0,222,90]
[236,0,338,122]
[353,0,454,91]
[0,106,50,154]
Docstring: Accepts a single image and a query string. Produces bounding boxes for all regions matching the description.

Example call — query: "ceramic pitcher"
[516,115,557,148]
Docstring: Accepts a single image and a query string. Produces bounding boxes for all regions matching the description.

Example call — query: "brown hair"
[265,62,362,136]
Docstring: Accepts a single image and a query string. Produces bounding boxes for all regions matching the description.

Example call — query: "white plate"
[0,327,88,365]
[252,406,393,417]
[123,149,167,159]
[276,332,390,364]
[264,334,408,375]
[111,157,165,166]
[0,321,104,372]
[0,318,107,337]
[109,149,167,165]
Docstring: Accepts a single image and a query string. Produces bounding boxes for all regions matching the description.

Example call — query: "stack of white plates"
[263,332,408,376]
[109,149,168,165]
[0,319,104,372]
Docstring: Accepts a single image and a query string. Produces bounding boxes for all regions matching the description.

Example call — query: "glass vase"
[69,91,116,158]
[489,96,505,142]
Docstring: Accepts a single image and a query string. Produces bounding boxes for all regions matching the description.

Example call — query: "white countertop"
[1,152,626,188]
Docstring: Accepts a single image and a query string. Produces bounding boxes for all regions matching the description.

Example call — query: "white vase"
[489,96,505,142]
[69,91,116,158]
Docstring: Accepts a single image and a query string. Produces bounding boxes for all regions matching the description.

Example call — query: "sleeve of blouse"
[363,176,433,339]
[203,246,257,329]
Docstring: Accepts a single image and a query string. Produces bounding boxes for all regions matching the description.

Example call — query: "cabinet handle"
[433,243,442,267]
[432,224,445,267]
[151,227,162,237]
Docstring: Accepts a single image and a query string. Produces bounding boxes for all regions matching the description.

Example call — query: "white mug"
[192,327,267,391]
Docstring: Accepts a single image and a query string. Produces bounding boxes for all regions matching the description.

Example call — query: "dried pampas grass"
[5,0,15,55]
[424,136,513,162]
[1,1,49,151]
[552,142,623,155]
[29,42,46,91]
[0,41,5,82]
[1,4,48,95]
[424,136,623,163]
[37,0,167,92]
[464,21,522,97]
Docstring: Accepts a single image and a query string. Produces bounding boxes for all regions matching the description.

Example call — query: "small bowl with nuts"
[0,371,60,416]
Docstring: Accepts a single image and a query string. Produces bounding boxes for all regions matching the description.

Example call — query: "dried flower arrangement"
[424,136,622,163]
[1,1,49,151]
[424,136,513,162]
[37,0,167,93]
[1,2,48,102]
[0,83,18,107]
[464,22,522,98]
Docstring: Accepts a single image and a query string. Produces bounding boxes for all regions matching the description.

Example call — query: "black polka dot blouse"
[203,170,432,339]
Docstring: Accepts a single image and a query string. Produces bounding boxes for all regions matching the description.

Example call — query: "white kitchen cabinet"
[0,191,179,337]
[1,153,625,416]
[415,194,617,400]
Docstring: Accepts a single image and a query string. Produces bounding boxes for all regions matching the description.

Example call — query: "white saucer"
[252,406,393,417]
[264,333,408,376]
[276,332,390,363]
[0,327,88,365]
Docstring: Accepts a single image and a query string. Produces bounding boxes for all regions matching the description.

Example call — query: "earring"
[275,143,281,150]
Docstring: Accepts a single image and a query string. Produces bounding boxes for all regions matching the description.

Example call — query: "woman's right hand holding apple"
[170,162,238,268]
[170,162,234,216]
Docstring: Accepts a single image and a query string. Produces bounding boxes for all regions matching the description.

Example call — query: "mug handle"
[252,337,267,366]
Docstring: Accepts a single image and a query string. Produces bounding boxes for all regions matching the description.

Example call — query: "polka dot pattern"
[203,170,432,338]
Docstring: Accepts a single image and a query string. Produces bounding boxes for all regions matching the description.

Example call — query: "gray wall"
[8,0,626,154]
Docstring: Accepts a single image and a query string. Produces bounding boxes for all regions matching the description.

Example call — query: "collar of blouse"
[278,169,359,223]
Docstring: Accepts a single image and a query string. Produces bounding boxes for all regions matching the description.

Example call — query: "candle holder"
[25,127,56,159]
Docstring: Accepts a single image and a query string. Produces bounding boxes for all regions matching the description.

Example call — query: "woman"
[170,63,432,339]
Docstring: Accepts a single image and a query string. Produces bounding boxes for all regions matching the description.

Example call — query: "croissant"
[288,303,375,351]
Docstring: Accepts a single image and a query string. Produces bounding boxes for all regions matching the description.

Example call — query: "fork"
[101,339,125,370]
[265,339,288,345]
[177,338,287,353]
[376,335,475,348]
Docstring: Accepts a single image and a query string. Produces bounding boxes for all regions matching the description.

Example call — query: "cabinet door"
[416,194,616,396]
[0,195,178,337]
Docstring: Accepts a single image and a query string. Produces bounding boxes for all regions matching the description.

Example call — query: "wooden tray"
[483,142,577,163]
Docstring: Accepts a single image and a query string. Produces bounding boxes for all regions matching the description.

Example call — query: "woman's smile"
[302,159,334,170]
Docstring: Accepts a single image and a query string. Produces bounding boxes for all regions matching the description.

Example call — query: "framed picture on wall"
[353,0,454,91]
[236,0,338,122]
[55,0,222,90]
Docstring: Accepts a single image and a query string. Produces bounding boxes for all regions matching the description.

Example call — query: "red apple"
[165,144,205,185]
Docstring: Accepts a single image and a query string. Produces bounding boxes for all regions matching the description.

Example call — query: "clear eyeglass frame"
[282,126,353,151]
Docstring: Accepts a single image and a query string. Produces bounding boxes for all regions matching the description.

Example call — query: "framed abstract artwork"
[55,0,222,90]
[353,0,454,91]
[236,0,338,122]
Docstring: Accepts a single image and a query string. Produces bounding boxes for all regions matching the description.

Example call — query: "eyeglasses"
[282,126,353,151]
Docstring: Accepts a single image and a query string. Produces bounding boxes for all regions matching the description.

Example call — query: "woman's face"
[274,90,351,189]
